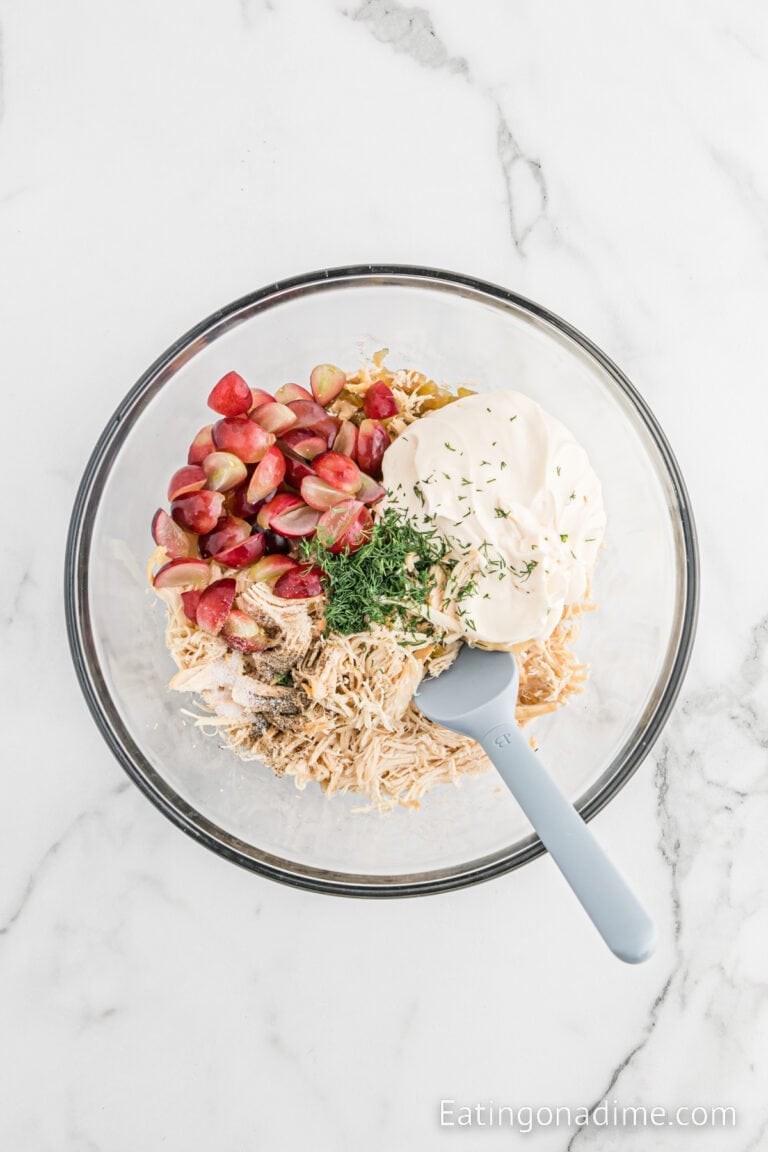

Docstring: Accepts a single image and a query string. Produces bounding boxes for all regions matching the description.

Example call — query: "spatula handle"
[481,723,657,964]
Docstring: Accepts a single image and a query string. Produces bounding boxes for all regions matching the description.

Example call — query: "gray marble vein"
[346,0,548,252]
[707,146,768,251]
[349,0,468,74]
[496,101,548,252]
[564,975,675,1151]
[561,613,768,1148]
[0,782,129,941]
[4,564,37,630]
[744,1117,768,1152]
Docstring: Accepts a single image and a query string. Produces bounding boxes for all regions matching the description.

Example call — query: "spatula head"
[415,644,519,737]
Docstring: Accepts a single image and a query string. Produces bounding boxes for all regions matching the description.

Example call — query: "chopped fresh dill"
[556,466,561,477]
[456,576,478,602]
[494,506,511,519]
[444,441,456,452]
[299,505,450,637]
[456,604,477,631]
[560,533,569,543]
[274,669,293,686]
[510,559,538,582]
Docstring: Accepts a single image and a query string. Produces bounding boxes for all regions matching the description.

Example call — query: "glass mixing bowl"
[65,266,698,895]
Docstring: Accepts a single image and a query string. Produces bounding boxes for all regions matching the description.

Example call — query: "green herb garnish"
[299,506,449,636]
[510,559,538,582]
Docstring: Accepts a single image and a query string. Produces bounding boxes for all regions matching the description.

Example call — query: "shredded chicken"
[159,577,589,810]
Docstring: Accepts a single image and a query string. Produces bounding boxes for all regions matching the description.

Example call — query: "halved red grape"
[313,451,361,494]
[332,420,358,459]
[357,418,390,476]
[270,502,321,538]
[171,490,225,534]
[282,454,315,490]
[313,414,340,446]
[246,445,286,504]
[256,492,303,530]
[167,465,206,502]
[202,451,247,492]
[300,475,349,512]
[188,424,216,465]
[251,402,297,436]
[310,364,346,407]
[356,472,386,505]
[200,516,251,559]
[336,505,373,553]
[196,577,236,633]
[221,609,270,653]
[248,554,298,586]
[181,589,202,622]
[316,499,372,554]
[227,480,263,519]
[152,557,209,590]
[286,399,330,430]
[363,380,398,420]
[275,382,313,404]
[151,508,196,559]
[280,429,312,450]
[273,564,324,599]
[281,431,326,460]
[248,388,274,413]
[213,532,266,569]
[208,372,252,417]
[212,417,275,463]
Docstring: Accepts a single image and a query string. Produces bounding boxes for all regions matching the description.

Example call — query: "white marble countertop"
[2,1,766,1148]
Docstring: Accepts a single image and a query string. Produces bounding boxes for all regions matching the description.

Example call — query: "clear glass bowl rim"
[64,264,699,897]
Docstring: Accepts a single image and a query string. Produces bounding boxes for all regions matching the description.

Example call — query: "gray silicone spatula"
[415,645,657,963]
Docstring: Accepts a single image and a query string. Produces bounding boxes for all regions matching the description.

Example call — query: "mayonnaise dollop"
[381,391,606,648]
